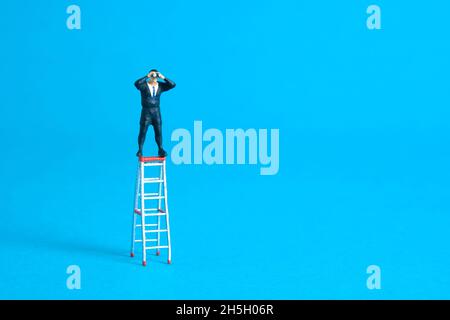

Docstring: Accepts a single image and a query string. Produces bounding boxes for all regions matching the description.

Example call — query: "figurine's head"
[148,69,159,83]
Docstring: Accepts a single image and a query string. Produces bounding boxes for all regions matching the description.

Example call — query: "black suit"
[134,75,176,154]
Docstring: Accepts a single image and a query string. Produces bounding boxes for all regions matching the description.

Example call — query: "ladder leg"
[163,161,172,264]
[130,161,141,257]
[139,162,147,266]
[131,214,137,258]
[156,165,163,256]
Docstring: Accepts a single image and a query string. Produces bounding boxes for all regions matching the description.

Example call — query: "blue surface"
[1,0,450,299]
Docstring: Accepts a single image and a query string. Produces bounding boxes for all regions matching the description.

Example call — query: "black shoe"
[136,150,142,157]
[158,148,167,157]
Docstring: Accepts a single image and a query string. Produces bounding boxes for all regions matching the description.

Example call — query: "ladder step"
[134,208,166,215]
[143,178,164,183]
[136,224,158,228]
[139,156,166,162]
[134,239,158,243]
[143,213,166,217]
[143,163,164,167]
[145,245,169,250]
[143,194,165,200]
[143,192,159,196]
[144,208,165,213]
[145,229,168,233]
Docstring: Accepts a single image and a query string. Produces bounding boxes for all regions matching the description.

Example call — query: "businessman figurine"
[134,69,176,157]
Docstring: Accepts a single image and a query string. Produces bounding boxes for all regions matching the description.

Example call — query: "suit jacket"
[134,75,176,109]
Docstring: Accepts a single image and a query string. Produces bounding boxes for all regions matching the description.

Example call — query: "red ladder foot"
[130,252,134,258]
[168,259,171,264]
[142,261,147,267]
[156,250,160,256]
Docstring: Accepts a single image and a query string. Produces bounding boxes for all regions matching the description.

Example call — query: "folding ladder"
[131,156,172,266]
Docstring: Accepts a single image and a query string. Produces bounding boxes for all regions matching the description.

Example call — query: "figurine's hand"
[158,72,165,80]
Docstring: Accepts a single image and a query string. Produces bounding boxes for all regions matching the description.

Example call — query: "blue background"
[1,0,450,299]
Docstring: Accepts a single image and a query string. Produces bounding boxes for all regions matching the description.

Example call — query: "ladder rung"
[144,208,165,212]
[145,229,168,233]
[143,163,164,167]
[134,239,158,243]
[145,245,169,250]
[136,224,158,228]
[143,178,164,183]
[143,194,164,200]
[143,213,166,217]
[143,192,159,196]
[134,208,166,215]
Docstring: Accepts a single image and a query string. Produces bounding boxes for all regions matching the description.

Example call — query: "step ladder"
[131,156,172,266]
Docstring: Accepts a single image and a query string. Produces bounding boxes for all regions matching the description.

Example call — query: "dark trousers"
[138,107,163,152]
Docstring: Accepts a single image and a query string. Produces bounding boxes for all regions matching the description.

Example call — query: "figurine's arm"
[159,73,176,92]
[134,75,148,90]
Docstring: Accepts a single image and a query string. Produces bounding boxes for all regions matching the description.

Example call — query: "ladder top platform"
[139,156,166,162]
